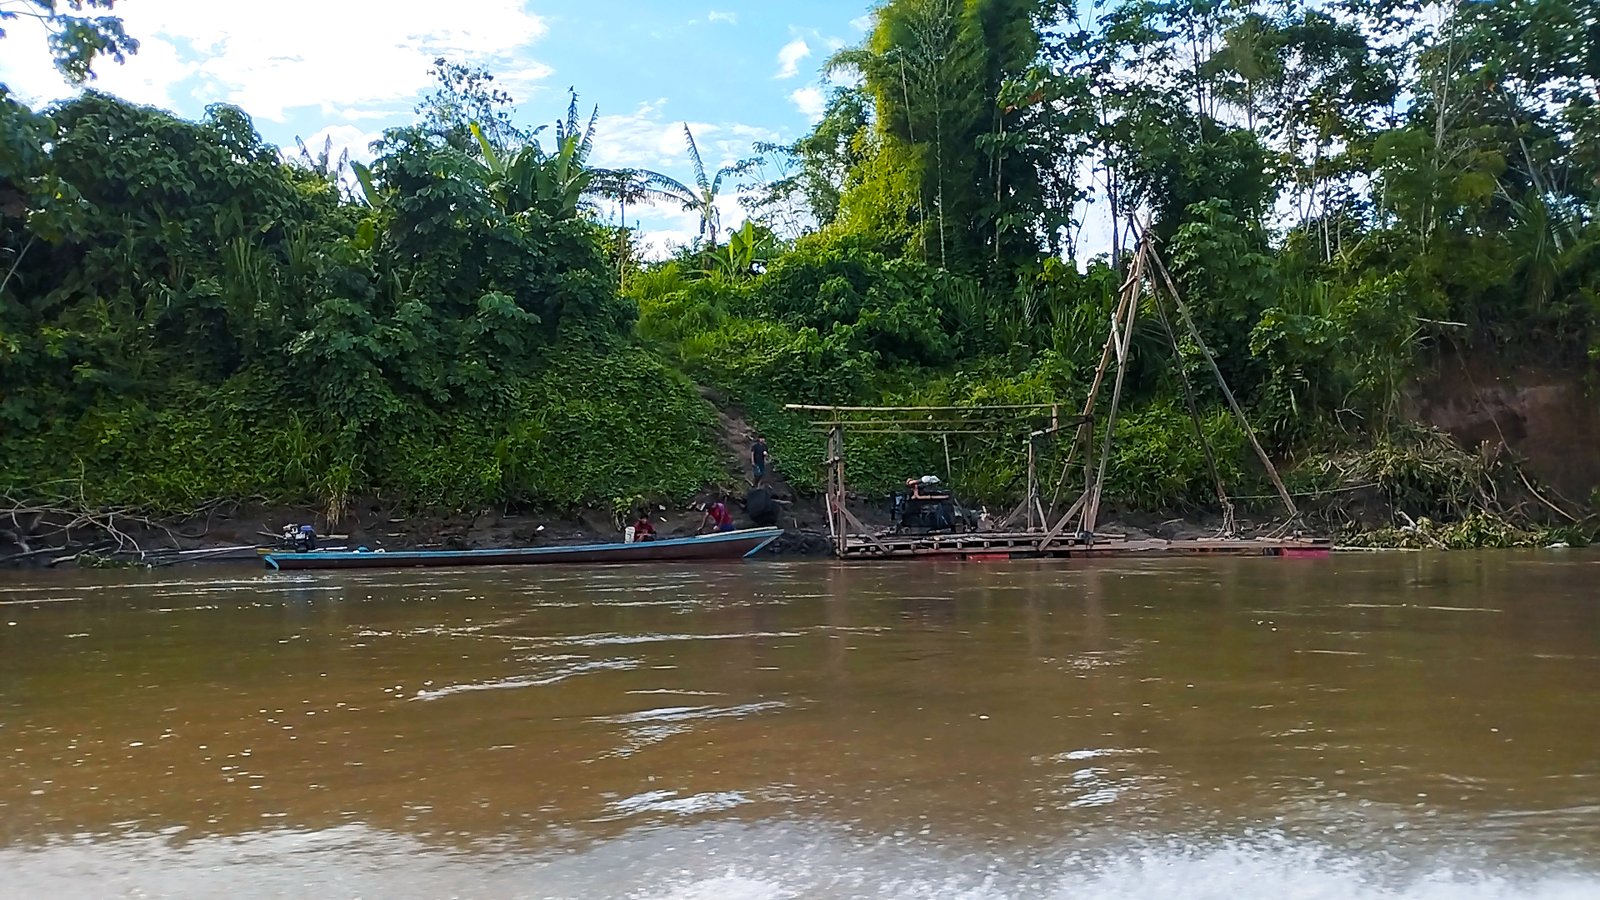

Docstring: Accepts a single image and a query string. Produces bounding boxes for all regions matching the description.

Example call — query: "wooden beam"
[807,419,1041,429]
[1030,415,1092,439]
[787,400,1062,413]
[1083,237,1147,536]
[838,505,893,555]
[1038,492,1090,552]
[807,429,999,436]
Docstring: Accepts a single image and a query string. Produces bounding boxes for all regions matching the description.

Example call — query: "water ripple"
[411,658,639,701]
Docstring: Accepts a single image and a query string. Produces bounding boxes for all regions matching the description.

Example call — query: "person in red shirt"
[632,514,657,541]
[699,499,736,533]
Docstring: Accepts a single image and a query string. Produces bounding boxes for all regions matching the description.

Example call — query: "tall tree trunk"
[1108,161,1122,271]
[936,114,947,270]
[995,110,1005,265]
[617,195,629,289]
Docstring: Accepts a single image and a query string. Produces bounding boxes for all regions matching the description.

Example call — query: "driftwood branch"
[1,493,183,564]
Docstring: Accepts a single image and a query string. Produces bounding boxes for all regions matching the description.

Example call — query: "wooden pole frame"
[786,403,1062,414]
[793,402,1073,554]
[1039,234,1147,550]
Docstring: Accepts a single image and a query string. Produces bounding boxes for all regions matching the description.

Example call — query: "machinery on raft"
[890,475,975,535]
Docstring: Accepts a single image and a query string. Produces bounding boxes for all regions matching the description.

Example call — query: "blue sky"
[0,1,877,252]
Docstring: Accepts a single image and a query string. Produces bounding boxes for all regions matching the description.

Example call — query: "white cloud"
[0,0,553,122]
[0,20,191,109]
[850,15,875,32]
[591,100,776,175]
[87,36,196,109]
[297,123,384,166]
[707,11,738,25]
[493,62,558,101]
[790,86,825,123]
[334,107,408,122]
[775,38,811,80]
[592,100,712,170]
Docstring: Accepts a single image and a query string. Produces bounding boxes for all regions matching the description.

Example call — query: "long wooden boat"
[262,527,783,571]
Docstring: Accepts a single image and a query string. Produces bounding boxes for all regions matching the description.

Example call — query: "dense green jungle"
[2,0,1598,549]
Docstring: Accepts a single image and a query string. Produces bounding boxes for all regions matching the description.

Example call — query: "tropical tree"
[0,0,138,83]
[745,85,875,233]
[828,0,1050,273]
[293,133,350,182]
[465,89,604,221]
[416,57,528,152]
[702,220,779,280]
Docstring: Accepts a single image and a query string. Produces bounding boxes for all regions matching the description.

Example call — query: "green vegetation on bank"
[2,0,1598,542]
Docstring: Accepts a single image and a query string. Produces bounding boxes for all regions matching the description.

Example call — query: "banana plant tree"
[470,121,596,220]
[702,220,775,280]
[648,124,751,248]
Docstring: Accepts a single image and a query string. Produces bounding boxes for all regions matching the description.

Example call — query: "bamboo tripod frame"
[1037,226,1299,550]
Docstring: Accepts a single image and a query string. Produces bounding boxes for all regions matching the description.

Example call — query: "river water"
[1,553,1597,898]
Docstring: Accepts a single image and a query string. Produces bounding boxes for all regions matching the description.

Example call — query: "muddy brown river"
[2,553,1598,898]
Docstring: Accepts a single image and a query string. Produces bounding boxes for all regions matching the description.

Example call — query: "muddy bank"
[0,491,832,568]
[0,486,1320,569]
[1408,351,1600,506]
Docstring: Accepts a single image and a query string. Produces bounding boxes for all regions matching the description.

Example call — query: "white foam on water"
[544,631,806,647]
[608,789,753,817]
[2,825,1596,900]
[626,840,1600,900]
[633,873,796,900]
[594,701,787,725]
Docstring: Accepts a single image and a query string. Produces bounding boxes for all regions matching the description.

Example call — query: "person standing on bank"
[751,434,769,485]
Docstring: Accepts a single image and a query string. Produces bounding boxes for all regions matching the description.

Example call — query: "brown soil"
[1407,351,1600,507]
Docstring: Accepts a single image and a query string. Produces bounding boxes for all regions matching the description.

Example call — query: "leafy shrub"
[1101,401,1251,512]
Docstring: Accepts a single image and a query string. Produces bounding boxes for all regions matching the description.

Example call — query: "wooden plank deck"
[837,531,1332,561]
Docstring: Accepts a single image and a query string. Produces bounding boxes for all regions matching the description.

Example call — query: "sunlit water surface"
[2,553,1597,898]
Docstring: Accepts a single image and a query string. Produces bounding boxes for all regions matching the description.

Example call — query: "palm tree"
[590,167,689,282]
[649,124,751,248]
[293,134,349,180]
[552,88,599,169]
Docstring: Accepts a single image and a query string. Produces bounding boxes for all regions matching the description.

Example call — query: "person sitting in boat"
[699,498,736,533]
[632,515,657,542]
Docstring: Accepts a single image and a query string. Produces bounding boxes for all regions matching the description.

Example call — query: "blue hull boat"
[263,527,783,571]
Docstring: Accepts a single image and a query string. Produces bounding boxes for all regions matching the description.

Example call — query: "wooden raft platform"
[838,531,1332,561]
